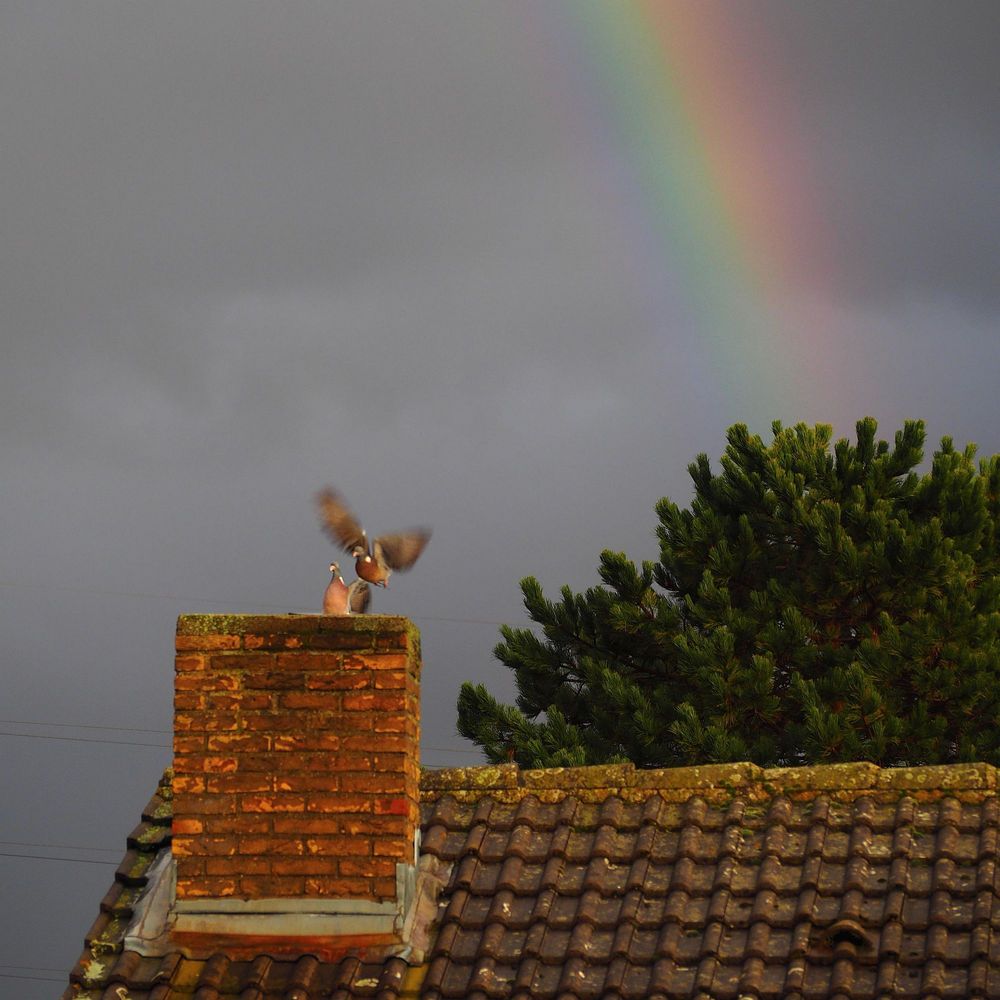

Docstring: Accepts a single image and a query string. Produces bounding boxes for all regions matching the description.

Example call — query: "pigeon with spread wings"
[322,561,371,615]
[316,488,431,588]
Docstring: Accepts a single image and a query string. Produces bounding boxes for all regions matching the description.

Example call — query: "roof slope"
[66,761,1000,999]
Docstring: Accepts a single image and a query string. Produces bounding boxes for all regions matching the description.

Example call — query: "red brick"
[178,793,238,815]
[273,816,340,835]
[341,816,408,838]
[307,793,374,814]
[257,752,357,774]
[176,877,238,898]
[173,756,238,774]
[207,692,273,711]
[207,733,271,752]
[244,670,305,691]
[304,876,375,898]
[237,752,312,773]
[173,776,206,795]
[173,817,204,836]
[170,836,195,859]
[341,654,375,670]
[339,858,396,878]
[174,734,206,754]
[336,719,377,739]
[245,633,306,652]
[186,835,238,856]
[374,749,410,768]
[176,672,240,692]
[305,673,370,691]
[342,692,376,712]
[197,711,240,733]
[372,714,408,734]
[174,852,203,871]
[274,774,338,793]
[240,794,307,813]
[304,837,370,857]
[372,670,406,689]
[339,734,381,752]
[311,633,375,651]
[372,876,398,898]
[240,875,304,897]
[340,773,405,794]
[183,713,242,733]
[373,837,408,859]
[242,713,302,732]
[375,797,409,816]
[276,652,343,671]
[206,856,271,876]
[370,653,409,670]
[376,692,409,711]
[207,652,274,671]
[207,773,273,794]
[280,692,340,710]
[176,634,241,651]
[272,733,340,753]
[272,857,341,876]
[173,615,420,904]
[326,752,373,772]
[201,815,270,835]
[239,836,304,856]
[370,736,413,754]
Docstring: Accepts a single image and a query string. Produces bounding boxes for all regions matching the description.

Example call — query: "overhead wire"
[0,850,119,865]
[0,717,170,734]
[0,730,169,749]
[0,720,482,756]
[0,971,67,982]
[0,964,69,974]
[0,839,121,853]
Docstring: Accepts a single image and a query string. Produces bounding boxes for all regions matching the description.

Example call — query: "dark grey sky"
[2,3,997,993]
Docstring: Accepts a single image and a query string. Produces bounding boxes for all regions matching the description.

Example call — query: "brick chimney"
[170,614,421,957]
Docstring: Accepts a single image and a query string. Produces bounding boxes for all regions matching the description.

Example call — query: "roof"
[66,760,1000,1000]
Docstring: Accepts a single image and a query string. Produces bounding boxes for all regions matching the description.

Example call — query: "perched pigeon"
[322,561,371,615]
[316,487,431,588]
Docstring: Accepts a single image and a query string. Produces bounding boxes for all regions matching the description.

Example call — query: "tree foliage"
[457,419,1000,768]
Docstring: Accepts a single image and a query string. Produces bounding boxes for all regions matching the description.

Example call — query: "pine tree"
[457,418,1000,768]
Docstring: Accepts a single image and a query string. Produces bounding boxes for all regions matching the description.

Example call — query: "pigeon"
[322,561,371,615]
[316,487,431,588]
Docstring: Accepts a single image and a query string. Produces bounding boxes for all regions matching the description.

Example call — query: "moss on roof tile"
[420,763,518,791]
[419,759,1000,803]
[521,763,636,789]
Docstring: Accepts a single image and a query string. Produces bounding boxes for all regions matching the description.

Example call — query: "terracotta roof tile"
[66,761,1000,999]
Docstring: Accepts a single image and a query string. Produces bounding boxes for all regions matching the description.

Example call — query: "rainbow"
[529,2,840,418]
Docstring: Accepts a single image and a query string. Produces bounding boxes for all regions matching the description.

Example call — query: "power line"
[0,964,70,974]
[0,720,482,756]
[0,972,66,983]
[0,851,119,866]
[0,718,170,734]
[0,730,170,749]
[0,839,121,854]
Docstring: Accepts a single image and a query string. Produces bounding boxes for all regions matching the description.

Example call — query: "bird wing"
[349,579,372,614]
[373,529,431,571]
[315,488,367,552]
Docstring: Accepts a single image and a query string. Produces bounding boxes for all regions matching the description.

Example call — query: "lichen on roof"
[419,759,999,804]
